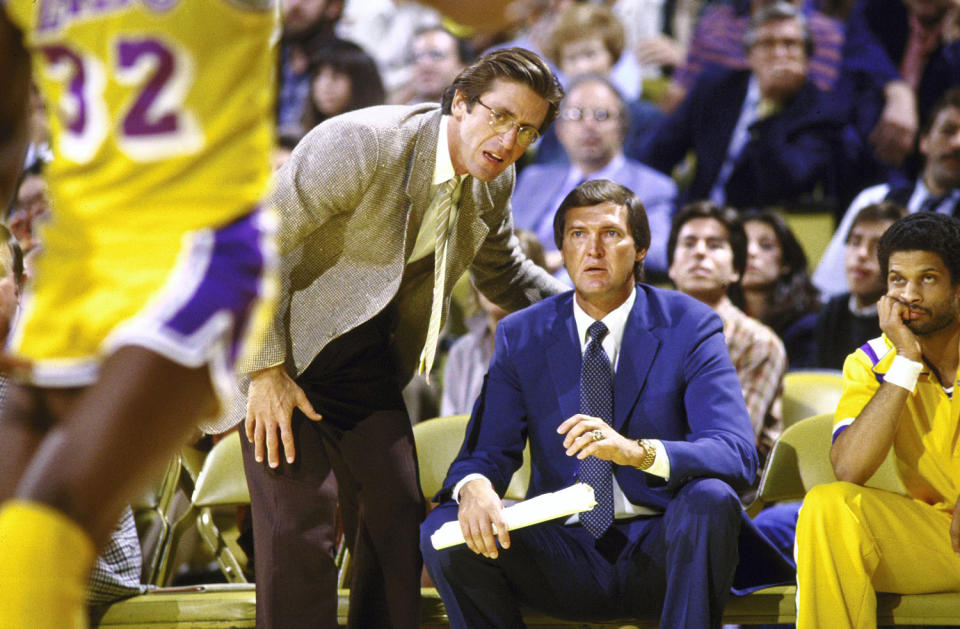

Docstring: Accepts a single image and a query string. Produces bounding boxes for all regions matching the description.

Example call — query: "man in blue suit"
[513,74,677,279]
[421,180,792,628]
[637,2,840,209]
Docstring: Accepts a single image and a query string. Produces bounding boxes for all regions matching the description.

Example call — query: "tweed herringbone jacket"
[223,103,565,429]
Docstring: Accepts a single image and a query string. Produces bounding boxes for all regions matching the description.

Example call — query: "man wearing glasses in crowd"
[234,48,567,629]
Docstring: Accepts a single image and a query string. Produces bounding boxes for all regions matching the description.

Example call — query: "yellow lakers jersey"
[4,0,278,234]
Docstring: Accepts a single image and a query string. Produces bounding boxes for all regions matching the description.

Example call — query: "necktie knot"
[587,321,608,345]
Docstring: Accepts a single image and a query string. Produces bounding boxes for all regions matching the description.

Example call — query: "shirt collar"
[572,286,637,360]
[911,178,960,211]
[434,115,464,186]
[569,153,626,184]
[847,294,879,317]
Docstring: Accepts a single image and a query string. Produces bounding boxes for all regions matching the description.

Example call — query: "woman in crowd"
[301,39,386,131]
[741,209,821,369]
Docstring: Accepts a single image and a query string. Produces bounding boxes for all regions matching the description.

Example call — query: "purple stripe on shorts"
[166,210,267,366]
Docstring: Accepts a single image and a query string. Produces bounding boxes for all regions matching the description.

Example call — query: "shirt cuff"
[452,473,488,503]
[644,439,670,480]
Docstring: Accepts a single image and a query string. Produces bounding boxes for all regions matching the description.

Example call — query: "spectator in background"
[848,0,960,164]
[668,202,786,467]
[661,0,924,203]
[534,2,663,165]
[814,202,906,370]
[22,83,50,172]
[666,0,848,106]
[513,75,677,279]
[277,0,345,139]
[336,1,440,99]
[403,25,473,104]
[638,3,840,208]
[616,0,706,80]
[741,210,821,369]
[814,87,960,298]
[441,230,546,417]
[301,39,386,131]
[6,159,47,254]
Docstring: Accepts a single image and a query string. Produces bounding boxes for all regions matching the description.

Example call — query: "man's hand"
[869,81,918,166]
[458,478,510,559]
[557,414,643,467]
[635,35,685,69]
[878,294,922,361]
[244,364,322,468]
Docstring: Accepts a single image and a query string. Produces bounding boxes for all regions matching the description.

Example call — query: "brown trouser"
[241,314,425,629]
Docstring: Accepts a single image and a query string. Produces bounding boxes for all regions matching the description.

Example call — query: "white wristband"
[884,354,923,392]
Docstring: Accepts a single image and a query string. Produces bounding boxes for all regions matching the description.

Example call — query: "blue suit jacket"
[437,285,795,592]
[440,285,757,505]
[638,68,841,208]
[512,159,678,275]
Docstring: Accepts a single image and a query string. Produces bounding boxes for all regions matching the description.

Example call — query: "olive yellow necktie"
[418,178,459,379]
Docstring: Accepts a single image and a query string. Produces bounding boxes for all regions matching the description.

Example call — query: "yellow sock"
[0,500,95,629]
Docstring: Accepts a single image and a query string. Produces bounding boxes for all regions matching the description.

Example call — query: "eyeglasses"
[751,37,805,53]
[476,98,541,146]
[559,107,618,123]
[413,49,452,62]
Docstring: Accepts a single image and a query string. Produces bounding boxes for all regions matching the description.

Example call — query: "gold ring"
[591,429,604,442]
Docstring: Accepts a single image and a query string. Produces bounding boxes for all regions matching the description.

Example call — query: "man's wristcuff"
[885,354,922,392]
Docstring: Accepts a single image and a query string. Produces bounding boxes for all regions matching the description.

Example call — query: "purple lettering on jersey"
[41,44,87,133]
[140,0,178,12]
[118,39,178,136]
[37,0,134,33]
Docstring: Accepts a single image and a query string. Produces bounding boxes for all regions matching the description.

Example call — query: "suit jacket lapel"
[613,290,659,431]
[403,111,442,259]
[446,176,492,285]
[546,295,581,424]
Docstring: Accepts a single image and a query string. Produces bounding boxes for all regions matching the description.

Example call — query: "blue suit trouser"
[421,477,742,629]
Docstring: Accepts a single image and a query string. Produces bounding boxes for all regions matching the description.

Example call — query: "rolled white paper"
[430,482,598,550]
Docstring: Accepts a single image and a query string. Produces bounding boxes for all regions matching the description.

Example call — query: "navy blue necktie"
[579,321,614,538]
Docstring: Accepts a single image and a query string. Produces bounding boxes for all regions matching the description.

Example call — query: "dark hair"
[560,73,631,140]
[667,201,747,306]
[744,1,815,59]
[543,2,625,69]
[919,87,960,137]
[552,179,650,281]
[412,24,474,65]
[878,212,960,285]
[741,209,820,331]
[441,47,564,133]
[302,39,385,129]
[845,201,906,243]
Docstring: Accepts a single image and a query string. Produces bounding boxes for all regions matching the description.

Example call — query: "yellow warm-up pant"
[0,500,95,629]
[796,481,960,629]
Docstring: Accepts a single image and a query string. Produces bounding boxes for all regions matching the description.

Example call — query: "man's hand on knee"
[245,365,322,468]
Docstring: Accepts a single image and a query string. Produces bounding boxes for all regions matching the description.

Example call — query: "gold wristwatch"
[635,439,656,470]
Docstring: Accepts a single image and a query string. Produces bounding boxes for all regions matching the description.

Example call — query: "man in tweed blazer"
[235,48,567,629]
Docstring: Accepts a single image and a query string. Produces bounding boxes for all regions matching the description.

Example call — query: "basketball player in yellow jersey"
[0,2,277,626]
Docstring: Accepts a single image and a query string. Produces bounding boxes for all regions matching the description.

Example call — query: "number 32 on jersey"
[40,35,203,164]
